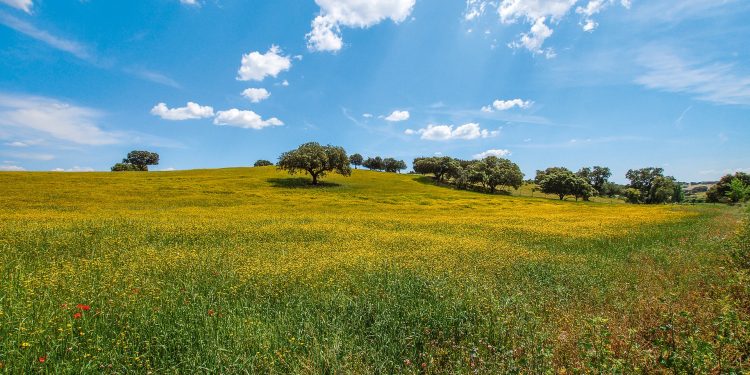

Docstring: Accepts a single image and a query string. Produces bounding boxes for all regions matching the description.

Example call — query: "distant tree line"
[111,145,719,206]
[350,153,407,173]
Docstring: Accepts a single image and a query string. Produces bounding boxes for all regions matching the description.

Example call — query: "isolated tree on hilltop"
[254,160,274,167]
[277,142,351,185]
[111,150,159,172]
[349,153,363,169]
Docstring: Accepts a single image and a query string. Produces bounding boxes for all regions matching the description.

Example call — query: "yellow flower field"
[0,167,746,373]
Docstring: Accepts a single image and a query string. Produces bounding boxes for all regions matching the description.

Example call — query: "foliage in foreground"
[0,168,748,372]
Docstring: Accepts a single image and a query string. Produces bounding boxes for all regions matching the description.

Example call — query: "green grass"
[0,167,748,373]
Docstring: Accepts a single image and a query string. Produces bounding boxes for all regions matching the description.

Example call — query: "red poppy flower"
[73,312,82,319]
[76,304,91,311]
[38,356,46,363]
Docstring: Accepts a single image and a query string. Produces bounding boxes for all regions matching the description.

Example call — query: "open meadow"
[1,167,748,373]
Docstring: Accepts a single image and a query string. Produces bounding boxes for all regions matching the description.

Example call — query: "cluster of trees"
[412,156,524,194]
[622,167,682,204]
[112,144,714,208]
[350,154,407,173]
[111,151,160,171]
[534,167,599,201]
[707,172,750,204]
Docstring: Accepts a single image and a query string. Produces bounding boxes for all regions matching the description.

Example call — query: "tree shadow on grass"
[266,177,341,189]
[412,175,514,195]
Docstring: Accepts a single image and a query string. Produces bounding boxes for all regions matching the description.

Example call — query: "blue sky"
[0,0,748,182]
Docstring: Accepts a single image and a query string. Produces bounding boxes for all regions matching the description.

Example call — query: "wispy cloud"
[0,12,180,88]
[0,93,121,145]
[0,0,33,14]
[513,136,648,149]
[674,106,692,128]
[124,68,181,88]
[630,0,746,23]
[635,49,750,105]
[0,164,25,171]
[0,11,91,60]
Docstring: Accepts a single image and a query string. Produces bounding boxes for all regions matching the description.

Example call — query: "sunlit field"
[1,167,748,372]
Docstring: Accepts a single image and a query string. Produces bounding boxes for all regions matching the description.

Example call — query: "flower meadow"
[0,167,748,372]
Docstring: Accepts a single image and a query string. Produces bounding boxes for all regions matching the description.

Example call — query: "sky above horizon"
[0,0,748,182]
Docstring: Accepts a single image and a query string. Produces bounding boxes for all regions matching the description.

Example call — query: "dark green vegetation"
[277,142,351,185]
[111,150,160,172]
[708,172,750,204]
[253,159,274,167]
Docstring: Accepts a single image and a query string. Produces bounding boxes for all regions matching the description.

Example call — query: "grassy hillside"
[0,167,747,372]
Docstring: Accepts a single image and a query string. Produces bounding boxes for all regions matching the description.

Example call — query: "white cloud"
[483,98,533,112]
[635,49,750,106]
[213,109,283,130]
[465,0,488,20]
[384,110,410,122]
[0,0,33,13]
[241,88,271,103]
[237,45,292,82]
[4,141,28,147]
[406,123,500,141]
[466,0,627,55]
[0,165,25,171]
[306,0,416,52]
[473,149,512,159]
[150,102,214,121]
[0,93,119,145]
[51,166,95,172]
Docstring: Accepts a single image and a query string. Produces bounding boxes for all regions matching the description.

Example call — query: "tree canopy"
[625,167,677,204]
[253,160,274,167]
[469,156,524,193]
[413,157,460,183]
[349,153,363,169]
[537,169,589,200]
[577,166,612,196]
[383,158,407,173]
[707,172,750,203]
[277,142,351,185]
[363,157,385,171]
[111,150,159,172]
